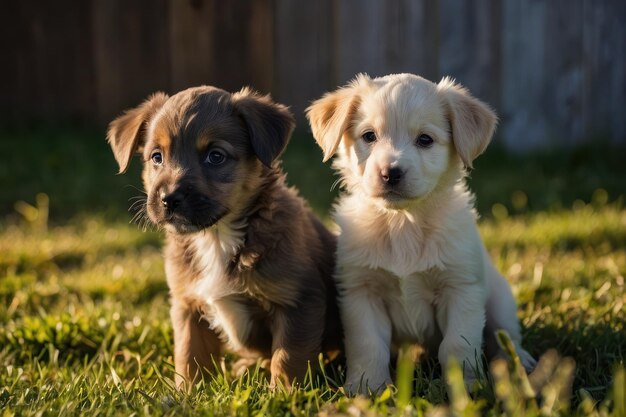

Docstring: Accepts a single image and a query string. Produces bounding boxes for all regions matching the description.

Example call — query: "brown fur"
[107,85,341,389]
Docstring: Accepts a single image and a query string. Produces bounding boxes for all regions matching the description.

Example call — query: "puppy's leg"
[212,297,254,352]
[268,291,326,388]
[485,266,536,371]
[436,285,486,388]
[340,272,393,395]
[170,300,221,389]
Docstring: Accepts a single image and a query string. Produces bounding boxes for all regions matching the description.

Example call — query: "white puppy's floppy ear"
[437,77,497,168]
[107,92,169,174]
[306,74,368,162]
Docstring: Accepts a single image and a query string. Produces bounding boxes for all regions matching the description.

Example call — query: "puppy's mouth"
[373,188,414,202]
[372,188,422,209]
[162,210,229,234]
[381,189,409,200]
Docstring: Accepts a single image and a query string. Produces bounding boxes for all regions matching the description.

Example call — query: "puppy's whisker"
[124,184,147,195]
[330,178,342,192]
[128,200,151,232]
[131,213,147,228]
[130,210,146,226]
[129,202,144,216]
[139,214,154,233]
[130,206,146,221]
[128,200,147,212]
[128,194,147,209]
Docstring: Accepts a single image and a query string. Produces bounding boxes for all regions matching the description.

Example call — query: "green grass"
[1,128,625,416]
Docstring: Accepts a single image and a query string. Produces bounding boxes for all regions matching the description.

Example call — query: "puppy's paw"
[455,367,480,393]
[344,377,392,396]
[517,348,537,373]
[232,357,269,378]
[269,373,293,391]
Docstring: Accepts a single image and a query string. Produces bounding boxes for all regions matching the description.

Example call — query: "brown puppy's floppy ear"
[306,74,368,162]
[106,92,168,174]
[437,77,497,168]
[232,88,296,168]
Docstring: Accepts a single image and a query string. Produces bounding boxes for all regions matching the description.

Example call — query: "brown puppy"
[107,86,341,388]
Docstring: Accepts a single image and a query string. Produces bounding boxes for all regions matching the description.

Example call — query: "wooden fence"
[2,0,625,149]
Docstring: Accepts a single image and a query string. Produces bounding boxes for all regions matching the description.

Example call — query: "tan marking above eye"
[153,124,171,147]
[196,137,207,153]
[194,130,217,152]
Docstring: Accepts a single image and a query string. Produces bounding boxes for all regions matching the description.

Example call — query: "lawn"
[0,128,624,416]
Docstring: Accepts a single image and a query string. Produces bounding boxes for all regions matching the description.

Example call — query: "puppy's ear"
[437,77,497,168]
[107,92,168,174]
[232,88,296,168]
[306,74,367,162]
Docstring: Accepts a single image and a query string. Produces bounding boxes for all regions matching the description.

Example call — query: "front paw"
[344,376,392,396]
[493,344,537,373]
[517,348,537,373]
[463,372,479,393]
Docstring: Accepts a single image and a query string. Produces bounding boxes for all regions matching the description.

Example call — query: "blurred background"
[1,2,625,410]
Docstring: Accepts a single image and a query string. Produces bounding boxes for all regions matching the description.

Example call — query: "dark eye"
[362,131,377,143]
[416,134,434,148]
[151,151,163,165]
[206,150,226,165]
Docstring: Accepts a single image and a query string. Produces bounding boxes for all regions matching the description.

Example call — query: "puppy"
[107,86,341,388]
[307,73,535,393]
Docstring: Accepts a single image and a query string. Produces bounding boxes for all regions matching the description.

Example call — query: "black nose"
[381,167,404,186]
[161,191,185,211]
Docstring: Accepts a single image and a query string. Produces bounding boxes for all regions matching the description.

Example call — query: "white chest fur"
[335,192,487,344]
[191,227,243,302]
[335,193,474,277]
[190,224,253,350]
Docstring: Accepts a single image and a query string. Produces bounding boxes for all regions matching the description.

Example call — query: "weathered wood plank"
[500,0,549,150]
[92,0,171,123]
[169,0,216,92]
[1,0,95,124]
[335,0,386,83]
[543,0,585,146]
[383,0,435,80]
[274,0,333,119]
[582,0,626,144]
[438,0,501,109]
[247,0,274,94]
[210,1,252,93]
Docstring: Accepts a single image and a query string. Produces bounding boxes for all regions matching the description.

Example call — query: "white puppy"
[307,73,536,393]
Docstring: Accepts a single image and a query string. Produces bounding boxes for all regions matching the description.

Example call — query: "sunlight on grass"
[1,203,624,416]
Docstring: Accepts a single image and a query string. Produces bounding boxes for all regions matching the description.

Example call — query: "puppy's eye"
[206,150,226,165]
[416,134,434,148]
[362,131,377,143]
[151,151,163,165]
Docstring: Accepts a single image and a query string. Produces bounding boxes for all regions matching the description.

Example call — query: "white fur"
[312,74,536,393]
[190,220,252,351]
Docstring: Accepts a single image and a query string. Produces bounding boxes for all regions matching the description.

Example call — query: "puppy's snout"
[380,167,404,186]
[161,190,186,211]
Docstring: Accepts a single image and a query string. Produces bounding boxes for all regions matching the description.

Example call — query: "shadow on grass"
[523,321,624,402]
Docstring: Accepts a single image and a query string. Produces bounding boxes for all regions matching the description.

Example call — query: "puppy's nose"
[161,191,185,211]
[380,167,404,186]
